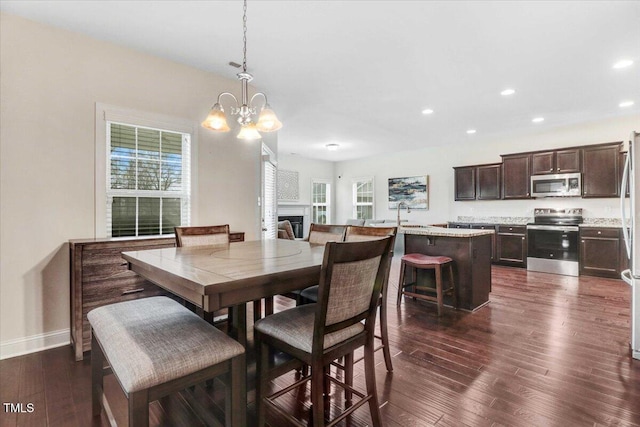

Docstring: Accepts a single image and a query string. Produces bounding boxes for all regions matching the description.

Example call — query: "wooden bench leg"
[231,354,247,427]
[435,265,443,316]
[449,263,457,309]
[397,261,406,306]
[128,389,149,427]
[91,334,104,418]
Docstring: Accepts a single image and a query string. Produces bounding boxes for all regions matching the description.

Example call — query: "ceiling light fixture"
[201,0,281,140]
[619,101,635,108]
[613,59,634,69]
[532,117,545,123]
[326,144,339,151]
[466,129,477,134]
[422,108,434,115]
[500,89,516,96]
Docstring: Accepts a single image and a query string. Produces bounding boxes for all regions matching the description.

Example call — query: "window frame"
[352,176,375,220]
[310,179,331,224]
[95,103,198,238]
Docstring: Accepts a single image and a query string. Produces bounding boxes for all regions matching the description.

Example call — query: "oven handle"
[527,225,579,232]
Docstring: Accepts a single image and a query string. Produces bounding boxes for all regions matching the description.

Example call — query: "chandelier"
[201,0,282,140]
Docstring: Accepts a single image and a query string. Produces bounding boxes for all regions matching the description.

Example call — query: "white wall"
[334,115,640,225]
[0,13,266,358]
[277,154,335,236]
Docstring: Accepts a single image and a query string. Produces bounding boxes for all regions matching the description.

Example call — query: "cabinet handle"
[522,237,525,240]
[597,231,601,235]
[582,240,585,243]
[509,227,513,231]
[122,288,144,296]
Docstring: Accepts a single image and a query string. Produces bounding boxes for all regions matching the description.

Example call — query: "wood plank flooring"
[1,262,639,426]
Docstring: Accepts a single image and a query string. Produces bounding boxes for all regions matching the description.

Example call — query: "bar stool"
[396,253,457,316]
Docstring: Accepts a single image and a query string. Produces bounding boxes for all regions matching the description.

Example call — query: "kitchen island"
[400,226,494,311]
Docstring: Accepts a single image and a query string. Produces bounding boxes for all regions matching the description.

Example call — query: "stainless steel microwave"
[530,173,581,197]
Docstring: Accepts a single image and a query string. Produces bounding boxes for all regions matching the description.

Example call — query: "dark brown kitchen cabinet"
[476,163,502,200]
[472,224,497,260]
[531,148,581,175]
[454,166,476,200]
[579,227,626,278]
[582,142,622,198]
[448,222,471,229]
[496,225,527,267]
[501,153,531,199]
[454,163,501,201]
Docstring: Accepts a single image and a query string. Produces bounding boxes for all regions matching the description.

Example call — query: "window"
[352,177,374,220]
[106,122,191,237]
[311,180,331,224]
[262,144,277,239]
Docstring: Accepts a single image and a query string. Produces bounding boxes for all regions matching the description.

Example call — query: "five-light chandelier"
[201,0,282,140]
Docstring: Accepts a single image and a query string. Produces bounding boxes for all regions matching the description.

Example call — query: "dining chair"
[299,225,397,372]
[175,225,271,323]
[306,223,347,245]
[254,237,393,427]
[277,220,296,240]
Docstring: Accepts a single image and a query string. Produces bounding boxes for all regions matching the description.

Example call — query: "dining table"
[121,238,325,347]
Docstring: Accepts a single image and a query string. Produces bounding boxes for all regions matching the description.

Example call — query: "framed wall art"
[277,169,299,201]
[388,175,429,210]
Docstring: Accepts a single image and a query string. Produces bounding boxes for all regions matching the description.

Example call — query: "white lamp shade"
[237,123,262,140]
[201,105,231,132]
[256,108,283,132]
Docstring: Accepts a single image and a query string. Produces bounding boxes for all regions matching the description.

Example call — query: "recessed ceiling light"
[500,89,516,96]
[422,108,434,115]
[619,101,635,108]
[466,129,476,134]
[613,59,634,69]
[326,143,340,151]
[532,117,545,123]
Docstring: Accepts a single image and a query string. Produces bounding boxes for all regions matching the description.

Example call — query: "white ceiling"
[2,1,639,161]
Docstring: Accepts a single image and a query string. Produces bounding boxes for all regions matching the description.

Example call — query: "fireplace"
[278,215,304,238]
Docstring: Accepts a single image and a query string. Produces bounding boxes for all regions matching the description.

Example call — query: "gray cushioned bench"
[88,296,246,426]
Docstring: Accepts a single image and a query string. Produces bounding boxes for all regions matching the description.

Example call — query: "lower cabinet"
[472,224,496,261]
[579,227,626,278]
[496,225,527,267]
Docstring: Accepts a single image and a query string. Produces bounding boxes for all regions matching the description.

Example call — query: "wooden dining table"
[121,238,325,347]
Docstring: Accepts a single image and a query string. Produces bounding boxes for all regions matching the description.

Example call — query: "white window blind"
[311,180,331,224]
[106,122,191,237]
[262,146,277,239]
[353,178,374,220]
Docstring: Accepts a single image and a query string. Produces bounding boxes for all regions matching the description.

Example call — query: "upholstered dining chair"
[306,223,347,245]
[254,237,393,427]
[299,225,397,372]
[174,225,271,323]
[277,220,296,240]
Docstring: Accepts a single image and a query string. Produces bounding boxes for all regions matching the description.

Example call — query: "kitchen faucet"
[396,201,411,226]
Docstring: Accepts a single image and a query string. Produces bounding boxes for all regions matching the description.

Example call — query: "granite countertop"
[400,225,495,238]
[580,218,625,228]
[455,216,531,225]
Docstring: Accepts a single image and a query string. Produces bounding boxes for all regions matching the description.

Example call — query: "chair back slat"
[174,225,230,247]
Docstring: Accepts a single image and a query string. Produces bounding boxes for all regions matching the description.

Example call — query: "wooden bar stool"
[396,253,457,316]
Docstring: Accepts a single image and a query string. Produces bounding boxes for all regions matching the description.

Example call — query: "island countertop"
[399,225,495,238]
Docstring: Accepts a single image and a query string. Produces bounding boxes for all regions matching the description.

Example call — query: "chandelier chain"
[242,0,248,72]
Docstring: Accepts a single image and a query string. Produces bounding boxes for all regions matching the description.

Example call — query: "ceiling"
[2,1,639,161]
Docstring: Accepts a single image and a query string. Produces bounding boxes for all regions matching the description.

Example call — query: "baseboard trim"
[0,329,70,360]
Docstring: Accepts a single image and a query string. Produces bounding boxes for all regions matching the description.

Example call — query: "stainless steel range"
[527,208,583,276]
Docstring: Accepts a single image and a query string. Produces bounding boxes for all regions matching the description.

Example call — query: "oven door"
[527,225,579,261]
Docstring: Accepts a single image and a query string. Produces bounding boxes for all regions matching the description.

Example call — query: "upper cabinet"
[454,163,501,201]
[501,154,531,199]
[582,142,622,198]
[454,166,476,201]
[454,141,623,202]
[531,148,581,175]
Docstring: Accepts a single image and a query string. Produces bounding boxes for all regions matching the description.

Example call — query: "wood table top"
[122,239,325,309]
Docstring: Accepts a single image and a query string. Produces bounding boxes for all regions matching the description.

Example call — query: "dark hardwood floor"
[1,262,639,426]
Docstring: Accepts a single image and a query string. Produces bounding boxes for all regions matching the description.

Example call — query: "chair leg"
[253,300,262,323]
[344,352,354,405]
[91,334,104,418]
[311,362,326,427]
[265,296,274,316]
[397,261,406,306]
[379,302,393,372]
[449,263,458,309]
[364,337,383,427]
[435,265,443,316]
[128,389,149,427]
